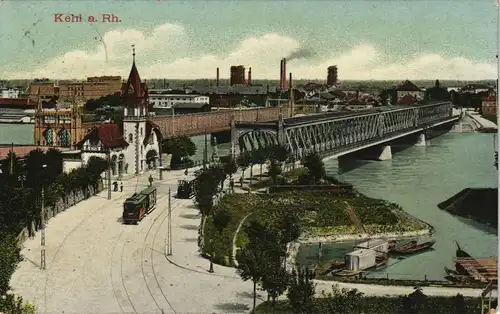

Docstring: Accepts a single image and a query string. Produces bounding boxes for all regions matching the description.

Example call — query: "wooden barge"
[444,242,498,286]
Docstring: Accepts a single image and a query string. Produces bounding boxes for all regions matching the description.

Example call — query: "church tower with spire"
[122,45,149,175]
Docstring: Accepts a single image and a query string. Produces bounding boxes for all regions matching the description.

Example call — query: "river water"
[298,132,498,281]
[1,124,497,281]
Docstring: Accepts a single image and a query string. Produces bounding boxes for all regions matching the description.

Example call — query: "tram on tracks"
[122,186,157,224]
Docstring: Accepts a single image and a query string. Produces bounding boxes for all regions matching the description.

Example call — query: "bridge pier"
[377,145,392,161]
[415,133,426,146]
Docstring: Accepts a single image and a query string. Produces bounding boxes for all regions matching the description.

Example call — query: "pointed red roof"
[121,60,148,108]
[77,124,129,149]
[396,80,422,92]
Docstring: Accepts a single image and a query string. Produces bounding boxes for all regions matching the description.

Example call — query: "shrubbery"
[0,149,109,313]
[256,286,493,314]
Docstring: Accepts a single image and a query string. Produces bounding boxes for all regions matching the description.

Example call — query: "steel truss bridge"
[231,102,459,159]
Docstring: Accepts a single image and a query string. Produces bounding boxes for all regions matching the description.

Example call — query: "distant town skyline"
[0,0,497,80]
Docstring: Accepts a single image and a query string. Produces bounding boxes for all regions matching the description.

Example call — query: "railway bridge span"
[231,101,459,161]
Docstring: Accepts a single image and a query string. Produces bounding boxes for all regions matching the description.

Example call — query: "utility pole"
[203,129,208,169]
[40,187,46,270]
[167,187,172,255]
[107,149,112,200]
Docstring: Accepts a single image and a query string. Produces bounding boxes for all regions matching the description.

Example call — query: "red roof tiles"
[78,123,129,149]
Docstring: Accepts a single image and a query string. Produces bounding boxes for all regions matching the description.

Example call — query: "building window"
[149,133,154,145]
[141,146,143,155]
[140,127,143,136]
[128,133,133,142]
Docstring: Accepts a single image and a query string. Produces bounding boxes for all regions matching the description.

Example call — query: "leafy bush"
[255,292,491,314]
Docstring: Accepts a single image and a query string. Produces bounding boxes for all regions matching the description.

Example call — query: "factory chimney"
[248,67,252,86]
[289,72,294,117]
[283,59,287,90]
[216,67,220,86]
[280,59,284,91]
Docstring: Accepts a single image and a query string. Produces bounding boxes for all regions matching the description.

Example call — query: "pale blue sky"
[0,0,497,80]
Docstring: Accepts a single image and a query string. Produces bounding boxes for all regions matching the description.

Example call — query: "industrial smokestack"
[280,59,284,91]
[289,72,293,89]
[216,67,220,86]
[248,67,252,86]
[282,58,287,92]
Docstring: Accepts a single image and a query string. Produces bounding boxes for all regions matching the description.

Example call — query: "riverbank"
[204,188,431,266]
[438,188,497,229]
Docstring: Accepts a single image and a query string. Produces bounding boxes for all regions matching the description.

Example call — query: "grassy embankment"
[203,188,428,265]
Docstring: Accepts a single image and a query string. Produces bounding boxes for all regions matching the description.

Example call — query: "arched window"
[128,133,133,142]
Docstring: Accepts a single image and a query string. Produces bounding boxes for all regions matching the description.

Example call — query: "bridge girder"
[235,102,453,158]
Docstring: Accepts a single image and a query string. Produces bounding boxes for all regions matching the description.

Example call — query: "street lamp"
[40,164,47,270]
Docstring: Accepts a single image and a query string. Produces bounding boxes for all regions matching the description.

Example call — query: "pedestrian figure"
[239,176,243,187]
[113,181,118,192]
[229,178,234,193]
[148,175,153,186]
[120,182,123,192]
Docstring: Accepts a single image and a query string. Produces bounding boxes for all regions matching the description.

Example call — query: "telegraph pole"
[40,187,46,270]
[167,187,172,255]
[203,129,208,169]
[107,149,112,200]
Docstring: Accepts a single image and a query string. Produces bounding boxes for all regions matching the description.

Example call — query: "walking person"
[120,182,123,192]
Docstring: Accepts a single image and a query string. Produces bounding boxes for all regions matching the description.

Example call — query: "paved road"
[9,164,491,314]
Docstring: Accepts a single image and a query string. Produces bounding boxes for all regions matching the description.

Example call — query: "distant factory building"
[0,87,20,99]
[230,65,246,86]
[149,91,209,109]
[327,66,338,86]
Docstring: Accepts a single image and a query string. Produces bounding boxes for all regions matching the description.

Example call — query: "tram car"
[122,186,157,224]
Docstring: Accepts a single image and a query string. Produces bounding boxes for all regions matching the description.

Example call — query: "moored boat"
[389,238,436,255]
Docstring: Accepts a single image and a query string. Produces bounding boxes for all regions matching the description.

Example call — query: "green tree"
[301,152,326,183]
[452,293,467,314]
[269,145,290,164]
[267,159,282,185]
[24,149,47,189]
[223,155,238,180]
[236,221,279,312]
[287,267,316,314]
[402,287,427,314]
[162,136,197,168]
[209,163,226,190]
[252,149,269,181]
[321,286,364,314]
[0,152,23,178]
[44,148,63,184]
[236,152,250,185]
[193,168,219,224]
[260,257,289,314]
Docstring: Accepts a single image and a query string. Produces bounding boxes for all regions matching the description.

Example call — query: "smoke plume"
[286,47,316,61]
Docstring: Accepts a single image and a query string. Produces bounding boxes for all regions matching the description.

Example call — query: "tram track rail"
[42,193,130,314]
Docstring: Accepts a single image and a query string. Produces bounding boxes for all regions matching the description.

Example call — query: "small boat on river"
[332,255,388,278]
[389,237,436,255]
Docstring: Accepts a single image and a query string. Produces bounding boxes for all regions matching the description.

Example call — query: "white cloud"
[1,23,496,80]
